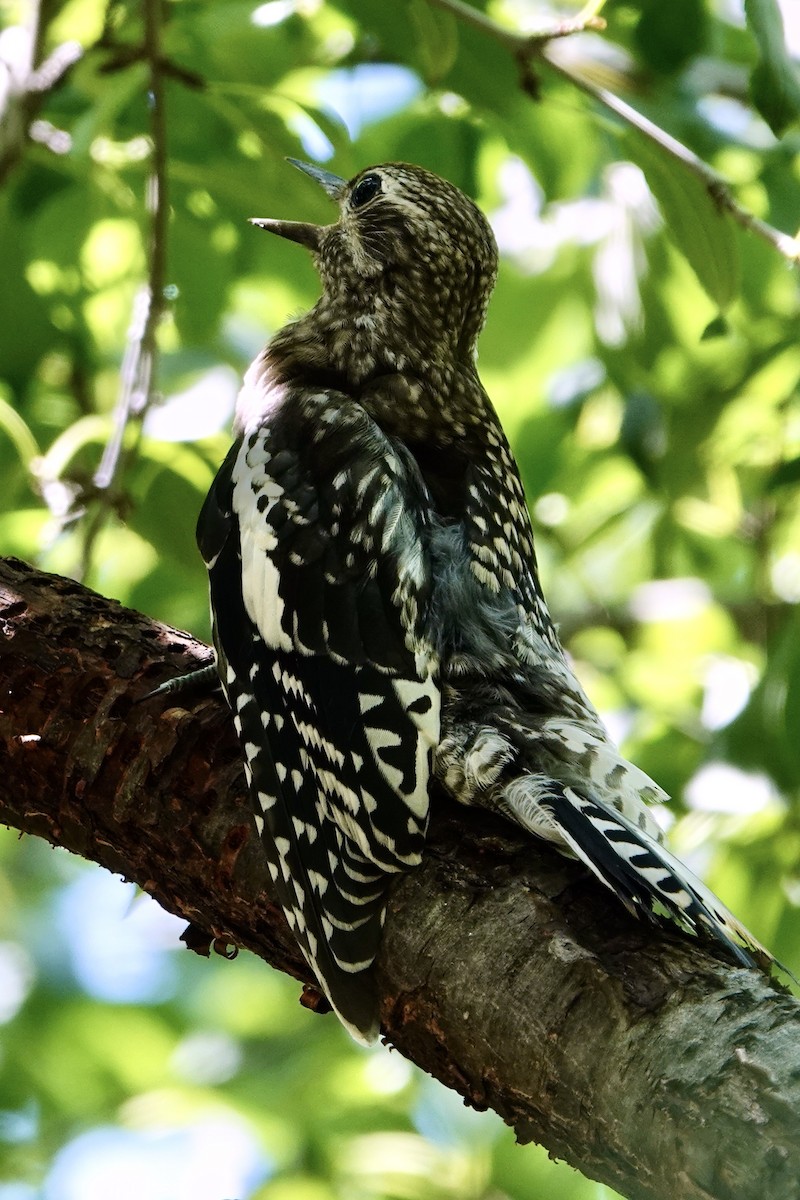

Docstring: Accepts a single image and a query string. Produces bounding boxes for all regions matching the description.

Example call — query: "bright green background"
[2,0,800,1197]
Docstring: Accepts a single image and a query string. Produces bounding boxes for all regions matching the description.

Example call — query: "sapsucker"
[198,159,775,1043]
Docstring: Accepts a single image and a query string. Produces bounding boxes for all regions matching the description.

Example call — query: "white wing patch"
[234,456,293,651]
[392,674,440,817]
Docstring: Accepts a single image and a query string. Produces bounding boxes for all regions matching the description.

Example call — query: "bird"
[197,158,776,1044]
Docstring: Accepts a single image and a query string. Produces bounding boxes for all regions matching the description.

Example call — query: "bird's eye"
[350,174,381,210]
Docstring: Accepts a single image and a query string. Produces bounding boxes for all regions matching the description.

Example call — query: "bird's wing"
[456,446,607,725]
[197,390,439,1043]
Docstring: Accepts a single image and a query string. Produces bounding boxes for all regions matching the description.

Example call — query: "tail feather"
[516,780,774,971]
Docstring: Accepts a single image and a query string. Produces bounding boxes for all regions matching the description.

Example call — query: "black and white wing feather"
[197,389,439,1043]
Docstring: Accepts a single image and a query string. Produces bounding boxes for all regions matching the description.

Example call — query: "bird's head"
[251,160,498,365]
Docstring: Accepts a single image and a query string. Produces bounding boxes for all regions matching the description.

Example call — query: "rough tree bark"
[1,556,799,1200]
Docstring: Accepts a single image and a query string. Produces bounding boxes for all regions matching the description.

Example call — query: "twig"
[423,0,800,266]
[540,42,800,263]
[0,0,82,186]
[81,0,171,573]
[425,0,523,50]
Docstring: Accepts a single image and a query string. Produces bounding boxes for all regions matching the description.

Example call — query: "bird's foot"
[140,662,220,701]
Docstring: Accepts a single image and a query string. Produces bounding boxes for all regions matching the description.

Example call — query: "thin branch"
[0,0,82,186]
[425,0,523,50]
[426,0,605,43]
[424,0,800,266]
[540,42,800,263]
[80,0,171,572]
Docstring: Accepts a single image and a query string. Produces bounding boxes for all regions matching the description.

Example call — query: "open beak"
[249,159,347,251]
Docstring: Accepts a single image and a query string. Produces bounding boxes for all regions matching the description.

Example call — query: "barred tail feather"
[522,782,773,971]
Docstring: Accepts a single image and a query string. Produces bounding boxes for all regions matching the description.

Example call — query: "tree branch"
[2,557,800,1199]
[424,0,800,266]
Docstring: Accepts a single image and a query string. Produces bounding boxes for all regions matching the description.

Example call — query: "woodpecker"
[198,159,775,1043]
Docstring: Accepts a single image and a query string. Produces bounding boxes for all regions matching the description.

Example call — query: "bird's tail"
[503,776,775,972]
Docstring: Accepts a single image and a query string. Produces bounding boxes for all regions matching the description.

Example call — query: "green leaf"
[635,0,708,74]
[625,131,740,311]
[745,0,800,135]
[718,610,800,791]
[700,314,730,340]
[130,442,214,572]
[406,0,459,86]
[620,391,666,477]
[67,61,149,159]
[767,456,800,490]
[0,196,54,389]
[171,216,236,344]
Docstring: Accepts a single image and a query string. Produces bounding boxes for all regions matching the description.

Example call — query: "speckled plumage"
[198,160,775,1043]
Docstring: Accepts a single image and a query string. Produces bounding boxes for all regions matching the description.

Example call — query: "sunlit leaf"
[407,0,459,86]
[625,130,740,311]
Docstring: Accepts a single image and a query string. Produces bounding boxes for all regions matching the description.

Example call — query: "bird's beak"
[286,158,347,199]
[249,159,347,252]
[248,217,326,251]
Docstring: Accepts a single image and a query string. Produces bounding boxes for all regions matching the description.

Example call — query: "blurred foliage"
[1,0,800,1197]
